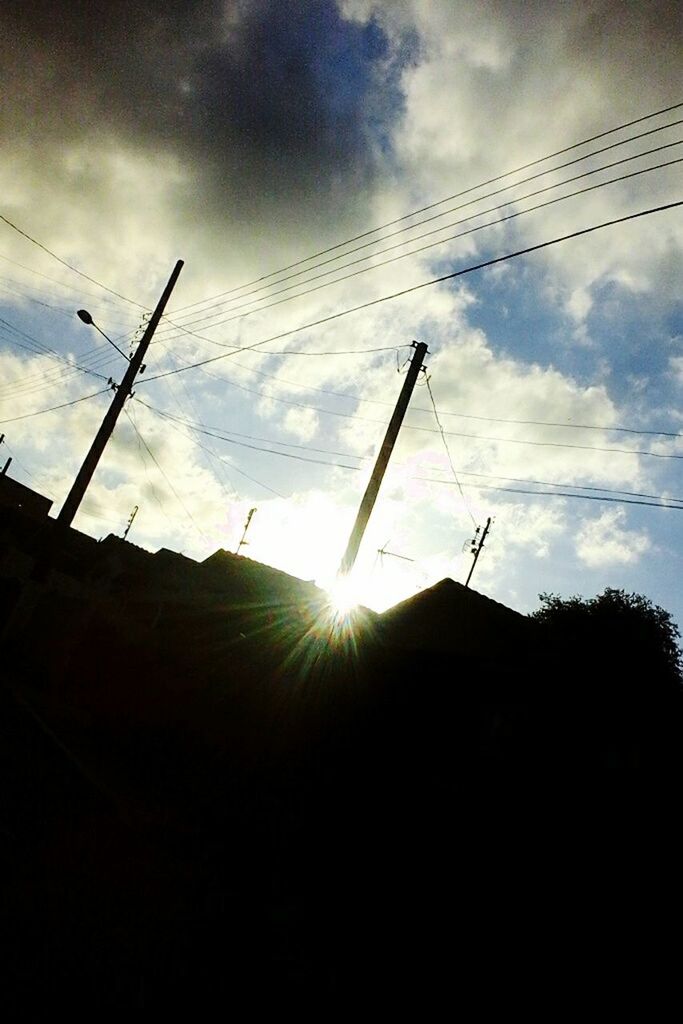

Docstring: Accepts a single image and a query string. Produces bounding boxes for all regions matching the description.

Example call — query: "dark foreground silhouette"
[1,506,682,1010]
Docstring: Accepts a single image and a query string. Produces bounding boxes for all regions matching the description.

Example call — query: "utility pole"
[464,517,492,589]
[339,340,428,576]
[122,504,139,542]
[236,507,256,555]
[57,260,184,528]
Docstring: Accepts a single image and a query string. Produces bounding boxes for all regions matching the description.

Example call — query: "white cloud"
[575,507,651,568]
[1,1,680,622]
[670,355,683,385]
[282,406,319,441]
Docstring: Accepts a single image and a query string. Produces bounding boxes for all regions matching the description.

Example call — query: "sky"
[0,0,681,621]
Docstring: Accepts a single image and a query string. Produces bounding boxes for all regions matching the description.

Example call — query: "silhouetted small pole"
[57,260,184,528]
[465,516,491,588]
[2,457,11,476]
[339,340,428,576]
[122,504,139,541]
[236,507,256,555]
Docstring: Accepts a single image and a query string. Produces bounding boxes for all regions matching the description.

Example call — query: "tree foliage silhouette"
[532,587,682,698]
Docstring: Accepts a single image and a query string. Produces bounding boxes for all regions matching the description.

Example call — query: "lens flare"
[325,574,360,618]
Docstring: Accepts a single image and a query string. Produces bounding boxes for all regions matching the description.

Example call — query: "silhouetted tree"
[532,588,682,696]
[530,588,683,828]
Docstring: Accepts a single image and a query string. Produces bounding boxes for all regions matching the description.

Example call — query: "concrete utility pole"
[236,507,257,555]
[464,516,492,588]
[339,340,428,576]
[57,260,183,528]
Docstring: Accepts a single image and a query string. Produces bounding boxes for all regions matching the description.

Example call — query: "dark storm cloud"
[1,0,411,225]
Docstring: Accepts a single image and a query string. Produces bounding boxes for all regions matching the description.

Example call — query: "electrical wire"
[126,400,178,531]
[153,412,287,499]
[0,314,118,385]
[419,477,683,511]
[0,212,148,310]
[140,200,683,384]
[0,249,137,307]
[142,349,683,461]
[167,101,683,316]
[432,467,683,506]
[161,349,242,502]
[0,335,117,396]
[136,396,367,460]
[139,400,364,470]
[169,154,683,337]
[214,356,683,441]
[137,398,683,506]
[0,276,139,327]
[0,387,111,424]
[165,134,682,332]
[123,405,210,542]
[424,374,477,527]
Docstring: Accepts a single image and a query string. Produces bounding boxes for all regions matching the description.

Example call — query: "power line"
[0,212,148,310]
[137,397,683,506]
[136,397,367,460]
[0,387,110,424]
[170,154,683,336]
[0,438,56,497]
[424,374,476,527]
[436,468,683,506]
[216,356,683,441]
[140,200,683,385]
[143,350,683,461]
[122,406,209,542]
[0,275,138,327]
[168,101,683,316]
[0,249,135,307]
[167,130,682,331]
[0,338,115,393]
[160,348,242,502]
[145,404,287,498]
[0,330,116,392]
[419,476,683,511]
[139,400,364,470]
[0,313,119,384]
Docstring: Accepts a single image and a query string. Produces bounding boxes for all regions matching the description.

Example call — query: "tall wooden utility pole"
[57,260,184,528]
[339,340,428,576]
[464,516,492,588]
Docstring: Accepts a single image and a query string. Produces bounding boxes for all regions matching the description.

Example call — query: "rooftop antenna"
[378,542,415,568]
[236,507,257,555]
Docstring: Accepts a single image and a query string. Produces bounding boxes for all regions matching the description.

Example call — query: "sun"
[325,573,361,618]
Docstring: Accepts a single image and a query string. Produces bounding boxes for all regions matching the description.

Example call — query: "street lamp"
[76,308,140,366]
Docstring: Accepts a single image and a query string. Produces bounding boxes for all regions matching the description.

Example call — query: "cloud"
[0,0,417,305]
[670,355,683,385]
[575,507,651,568]
[1,2,681,620]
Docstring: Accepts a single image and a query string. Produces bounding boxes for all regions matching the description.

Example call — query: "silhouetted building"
[0,471,52,518]
[378,576,532,658]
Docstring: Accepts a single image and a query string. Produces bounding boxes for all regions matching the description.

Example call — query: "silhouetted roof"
[0,473,52,518]
[379,578,530,657]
